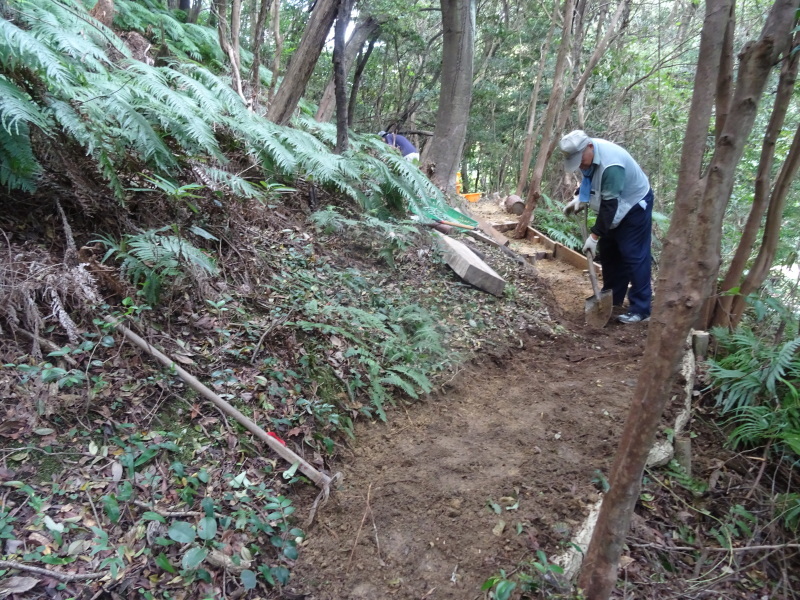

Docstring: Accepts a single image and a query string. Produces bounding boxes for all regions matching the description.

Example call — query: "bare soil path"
[288,200,660,599]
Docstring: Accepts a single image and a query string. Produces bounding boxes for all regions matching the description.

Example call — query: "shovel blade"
[585,290,613,328]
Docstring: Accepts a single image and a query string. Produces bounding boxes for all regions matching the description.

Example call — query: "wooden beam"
[468,213,511,247]
[436,234,506,296]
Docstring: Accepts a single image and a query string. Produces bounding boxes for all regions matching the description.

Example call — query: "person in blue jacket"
[560,130,654,324]
[379,131,420,162]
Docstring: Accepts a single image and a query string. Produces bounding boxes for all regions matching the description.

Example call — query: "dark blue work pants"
[598,189,653,317]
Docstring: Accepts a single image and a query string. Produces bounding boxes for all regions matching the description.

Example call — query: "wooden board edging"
[493,222,601,272]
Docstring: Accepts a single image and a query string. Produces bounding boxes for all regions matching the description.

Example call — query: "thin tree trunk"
[231,0,241,70]
[316,16,382,123]
[333,0,353,153]
[714,2,735,140]
[249,0,272,109]
[514,0,630,236]
[578,2,798,598]
[511,0,575,238]
[729,121,800,327]
[268,0,340,125]
[515,27,554,197]
[347,35,378,127]
[710,35,800,328]
[267,0,282,104]
[213,0,247,103]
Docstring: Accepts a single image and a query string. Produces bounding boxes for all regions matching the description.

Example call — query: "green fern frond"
[0,18,73,87]
[309,206,358,234]
[764,337,800,395]
[204,167,266,200]
[0,121,40,191]
[227,117,297,174]
[727,406,776,449]
[94,228,217,304]
[390,365,432,394]
[379,372,418,399]
[20,2,112,71]
[164,68,228,115]
[0,75,50,134]
[368,381,388,421]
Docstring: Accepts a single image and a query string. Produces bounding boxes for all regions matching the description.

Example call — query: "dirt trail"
[289,200,657,599]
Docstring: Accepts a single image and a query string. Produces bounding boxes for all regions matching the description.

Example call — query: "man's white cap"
[559,130,591,172]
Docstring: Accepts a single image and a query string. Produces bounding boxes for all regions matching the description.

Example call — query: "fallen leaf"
[172,353,195,365]
[492,520,506,537]
[110,461,123,482]
[0,576,39,595]
[28,532,49,546]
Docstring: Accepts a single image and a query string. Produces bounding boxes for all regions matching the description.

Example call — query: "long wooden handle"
[104,315,331,488]
[437,220,476,230]
[586,252,602,300]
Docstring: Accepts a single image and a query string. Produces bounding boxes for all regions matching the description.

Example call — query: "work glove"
[583,235,598,257]
[562,196,586,217]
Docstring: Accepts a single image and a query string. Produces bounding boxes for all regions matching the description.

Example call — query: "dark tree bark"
[422,0,476,193]
[267,0,341,126]
[316,16,383,123]
[249,0,272,109]
[333,0,353,153]
[577,2,799,598]
[511,0,574,238]
[710,32,800,328]
[729,121,800,327]
[347,34,378,127]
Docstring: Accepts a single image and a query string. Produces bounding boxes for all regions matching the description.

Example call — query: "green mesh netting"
[407,196,478,228]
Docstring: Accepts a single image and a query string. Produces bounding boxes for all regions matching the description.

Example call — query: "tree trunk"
[515,29,554,197]
[249,0,272,109]
[421,0,476,193]
[187,0,202,23]
[511,0,574,239]
[513,0,630,237]
[710,34,800,328]
[316,16,382,123]
[347,34,378,127]
[333,0,353,153]
[267,0,341,126]
[267,0,282,105]
[578,2,799,598]
[213,0,246,103]
[231,0,241,70]
[728,121,800,327]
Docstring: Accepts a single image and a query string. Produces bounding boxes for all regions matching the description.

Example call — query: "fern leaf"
[379,372,418,399]
[0,75,50,134]
[0,18,73,87]
[764,337,800,396]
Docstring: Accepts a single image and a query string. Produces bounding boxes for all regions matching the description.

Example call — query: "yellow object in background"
[456,171,462,194]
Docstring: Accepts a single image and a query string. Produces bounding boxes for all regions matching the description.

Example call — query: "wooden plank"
[469,213,511,247]
[436,234,506,297]
[481,222,600,271]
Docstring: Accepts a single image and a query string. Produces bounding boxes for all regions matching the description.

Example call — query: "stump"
[505,194,524,215]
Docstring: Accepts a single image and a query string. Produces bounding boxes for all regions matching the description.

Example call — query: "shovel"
[585,251,613,328]
[578,208,613,328]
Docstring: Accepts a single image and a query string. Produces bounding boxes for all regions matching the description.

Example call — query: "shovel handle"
[437,220,476,230]
[586,251,603,299]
